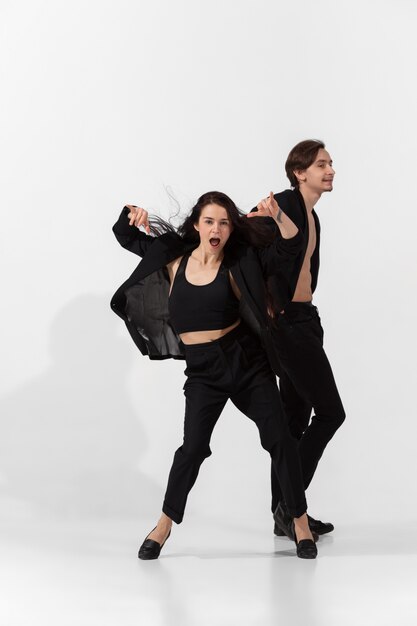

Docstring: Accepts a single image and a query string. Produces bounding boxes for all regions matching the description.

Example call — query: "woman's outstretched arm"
[112,205,154,257]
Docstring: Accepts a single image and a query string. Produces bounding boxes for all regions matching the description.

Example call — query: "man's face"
[296,148,335,194]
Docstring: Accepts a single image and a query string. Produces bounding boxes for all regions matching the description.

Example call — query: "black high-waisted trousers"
[162,324,307,524]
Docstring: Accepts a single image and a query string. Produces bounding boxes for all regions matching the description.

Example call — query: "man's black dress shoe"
[138,528,171,560]
[307,514,334,536]
[274,521,289,537]
[273,501,296,540]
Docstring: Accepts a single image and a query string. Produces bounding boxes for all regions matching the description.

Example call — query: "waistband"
[181,322,247,352]
[282,301,317,312]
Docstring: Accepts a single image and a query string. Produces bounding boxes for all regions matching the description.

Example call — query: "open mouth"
[210,238,221,247]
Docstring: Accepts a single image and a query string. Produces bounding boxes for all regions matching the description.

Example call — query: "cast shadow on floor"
[0,294,161,520]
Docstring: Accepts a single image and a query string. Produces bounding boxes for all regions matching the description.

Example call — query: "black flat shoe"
[296,538,318,559]
[307,514,334,535]
[138,527,171,560]
[273,503,319,542]
[292,522,317,559]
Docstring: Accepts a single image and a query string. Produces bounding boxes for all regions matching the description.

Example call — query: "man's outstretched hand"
[247,192,281,223]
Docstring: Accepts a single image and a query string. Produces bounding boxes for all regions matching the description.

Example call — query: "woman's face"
[194,204,233,252]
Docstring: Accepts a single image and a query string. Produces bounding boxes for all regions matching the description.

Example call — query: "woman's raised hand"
[126,205,151,234]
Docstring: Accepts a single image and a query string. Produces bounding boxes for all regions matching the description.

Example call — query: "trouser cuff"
[285,499,308,519]
[163,501,183,524]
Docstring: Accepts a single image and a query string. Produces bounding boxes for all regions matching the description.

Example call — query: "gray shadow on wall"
[0,294,161,518]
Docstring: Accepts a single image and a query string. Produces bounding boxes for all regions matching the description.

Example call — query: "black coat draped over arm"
[110,205,305,368]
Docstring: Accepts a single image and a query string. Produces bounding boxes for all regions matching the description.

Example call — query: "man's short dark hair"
[285,139,325,188]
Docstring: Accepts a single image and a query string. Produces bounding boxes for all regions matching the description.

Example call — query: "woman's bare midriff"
[179,319,241,345]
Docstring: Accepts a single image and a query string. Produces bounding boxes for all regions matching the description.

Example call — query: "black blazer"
[110,207,305,367]
[251,188,320,312]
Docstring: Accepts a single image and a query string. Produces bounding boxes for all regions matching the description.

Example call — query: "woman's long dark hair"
[149,191,275,249]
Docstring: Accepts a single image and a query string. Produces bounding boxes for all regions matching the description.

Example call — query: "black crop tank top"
[168,253,240,335]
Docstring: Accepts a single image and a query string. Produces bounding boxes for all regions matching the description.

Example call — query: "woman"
[111,191,317,559]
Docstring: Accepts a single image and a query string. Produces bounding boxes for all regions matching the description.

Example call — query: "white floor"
[2,514,417,626]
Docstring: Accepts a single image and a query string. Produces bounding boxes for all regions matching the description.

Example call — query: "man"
[255,139,346,540]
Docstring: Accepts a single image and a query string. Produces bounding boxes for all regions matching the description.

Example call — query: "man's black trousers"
[162,324,307,524]
[270,302,346,513]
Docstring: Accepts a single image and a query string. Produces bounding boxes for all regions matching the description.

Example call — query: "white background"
[1,0,416,583]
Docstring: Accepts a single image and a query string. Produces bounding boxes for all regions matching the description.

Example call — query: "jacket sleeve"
[112,206,156,257]
[256,228,305,277]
